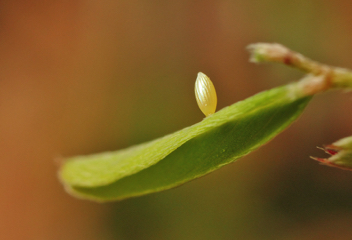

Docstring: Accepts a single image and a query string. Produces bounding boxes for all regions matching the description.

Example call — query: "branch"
[247,43,352,93]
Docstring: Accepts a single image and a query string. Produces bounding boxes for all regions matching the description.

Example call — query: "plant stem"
[247,43,352,95]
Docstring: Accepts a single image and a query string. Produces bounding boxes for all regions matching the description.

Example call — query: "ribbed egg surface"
[195,72,217,117]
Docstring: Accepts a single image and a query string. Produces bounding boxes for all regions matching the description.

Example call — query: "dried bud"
[247,43,292,64]
[312,136,352,171]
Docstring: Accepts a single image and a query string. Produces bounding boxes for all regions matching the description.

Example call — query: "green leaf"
[59,84,311,202]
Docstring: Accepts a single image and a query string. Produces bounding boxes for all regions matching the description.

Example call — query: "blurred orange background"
[1,0,352,239]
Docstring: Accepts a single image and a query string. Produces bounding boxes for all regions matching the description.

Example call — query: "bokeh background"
[1,0,352,239]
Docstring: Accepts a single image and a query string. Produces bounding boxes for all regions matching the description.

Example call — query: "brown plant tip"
[310,156,352,171]
[317,144,341,155]
[310,156,330,164]
[283,55,293,65]
[311,144,352,171]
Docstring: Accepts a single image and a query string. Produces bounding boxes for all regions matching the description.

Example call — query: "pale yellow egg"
[195,72,217,117]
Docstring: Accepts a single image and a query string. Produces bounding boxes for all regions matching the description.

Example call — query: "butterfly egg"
[195,72,217,117]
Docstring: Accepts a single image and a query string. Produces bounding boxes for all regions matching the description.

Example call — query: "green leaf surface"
[59,84,311,201]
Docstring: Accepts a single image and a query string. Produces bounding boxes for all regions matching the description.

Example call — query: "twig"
[247,43,352,94]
